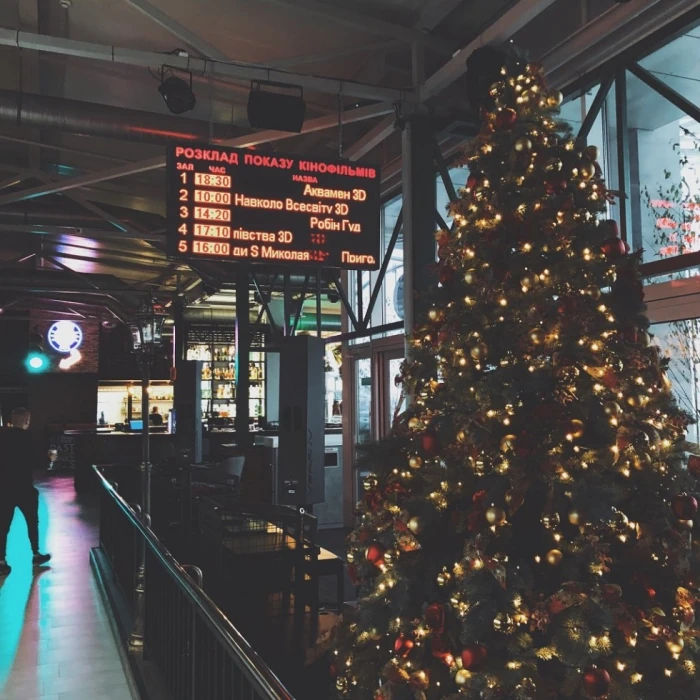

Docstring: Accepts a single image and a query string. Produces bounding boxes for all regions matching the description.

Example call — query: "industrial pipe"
[0,89,246,145]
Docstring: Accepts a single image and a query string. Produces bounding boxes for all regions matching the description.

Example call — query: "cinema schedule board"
[166,144,381,270]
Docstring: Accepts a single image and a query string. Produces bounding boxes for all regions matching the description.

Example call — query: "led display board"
[166,144,381,270]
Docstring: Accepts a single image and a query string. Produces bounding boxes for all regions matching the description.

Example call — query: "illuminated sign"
[166,144,381,269]
[58,350,82,370]
[47,321,83,353]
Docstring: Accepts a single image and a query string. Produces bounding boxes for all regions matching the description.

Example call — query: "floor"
[0,475,136,700]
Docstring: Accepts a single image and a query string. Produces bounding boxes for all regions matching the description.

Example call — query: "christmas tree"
[332,52,700,700]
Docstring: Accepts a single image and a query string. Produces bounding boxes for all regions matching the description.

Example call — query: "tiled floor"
[0,475,137,700]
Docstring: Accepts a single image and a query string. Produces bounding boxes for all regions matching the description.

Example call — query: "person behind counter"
[149,405,164,427]
[0,407,52,576]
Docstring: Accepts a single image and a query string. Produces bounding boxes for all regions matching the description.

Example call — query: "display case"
[186,327,266,420]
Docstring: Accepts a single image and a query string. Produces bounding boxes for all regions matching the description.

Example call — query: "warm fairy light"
[665,669,673,678]
[631,673,642,684]
[499,298,508,306]
[617,661,626,672]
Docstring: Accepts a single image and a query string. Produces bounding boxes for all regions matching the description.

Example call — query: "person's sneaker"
[0,561,10,576]
[32,553,51,566]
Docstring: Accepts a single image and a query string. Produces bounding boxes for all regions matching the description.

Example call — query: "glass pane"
[355,357,372,445]
[652,320,700,444]
[630,29,700,264]
[387,357,405,428]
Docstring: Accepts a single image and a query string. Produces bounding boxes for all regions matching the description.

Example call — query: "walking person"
[0,407,51,576]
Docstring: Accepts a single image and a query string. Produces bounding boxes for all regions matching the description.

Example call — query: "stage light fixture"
[26,330,48,373]
[247,81,306,132]
[158,71,196,115]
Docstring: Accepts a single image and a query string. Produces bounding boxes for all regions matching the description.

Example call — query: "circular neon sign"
[47,321,83,354]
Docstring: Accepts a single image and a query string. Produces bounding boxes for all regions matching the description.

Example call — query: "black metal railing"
[94,465,296,700]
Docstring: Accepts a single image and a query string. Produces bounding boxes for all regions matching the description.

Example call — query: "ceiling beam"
[419,0,559,102]
[0,27,414,104]
[344,115,396,161]
[264,40,403,69]
[417,0,465,31]
[121,0,230,60]
[258,0,454,56]
[0,223,165,242]
[0,102,394,205]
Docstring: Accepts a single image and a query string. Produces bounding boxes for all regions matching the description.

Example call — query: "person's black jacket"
[0,426,35,494]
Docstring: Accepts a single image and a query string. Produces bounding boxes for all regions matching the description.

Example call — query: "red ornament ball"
[495,108,517,130]
[582,667,611,697]
[601,237,628,259]
[365,542,386,567]
[461,644,488,671]
[439,266,454,286]
[394,634,415,658]
[467,173,479,190]
[421,431,440,456]
[672,495,698,520]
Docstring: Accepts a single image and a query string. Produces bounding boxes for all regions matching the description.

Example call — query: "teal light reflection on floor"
[0,509,38,693]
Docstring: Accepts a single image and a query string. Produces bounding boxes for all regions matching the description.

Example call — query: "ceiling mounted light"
[158,69,196,115]
[247,81,306,132]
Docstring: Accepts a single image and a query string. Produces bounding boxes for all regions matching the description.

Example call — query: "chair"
[192,456,245,491]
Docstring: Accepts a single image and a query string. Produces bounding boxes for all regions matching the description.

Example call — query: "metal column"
[235,266,251,447]
[401,115,437,343]
[615,70,632,244]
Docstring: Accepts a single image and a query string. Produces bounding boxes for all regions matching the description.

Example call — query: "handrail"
[92,465,295,700]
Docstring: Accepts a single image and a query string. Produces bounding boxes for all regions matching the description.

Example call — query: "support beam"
[121,0,229,60]
[615,70,632,244]
[258,0,453,56]
[402,116,437,336]
[0,27,414,104]
[0,102,395,206]
[575,74,614,145]
[628,63,700,126]
[542,0,697,89]
[419,0,559,101]
[343,115,396,161]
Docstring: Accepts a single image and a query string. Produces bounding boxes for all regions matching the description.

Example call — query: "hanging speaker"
[247,81,306,133]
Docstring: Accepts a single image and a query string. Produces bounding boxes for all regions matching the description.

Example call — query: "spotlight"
[26,331,48,373]
[247,81,306,132]
[158,71,196,115]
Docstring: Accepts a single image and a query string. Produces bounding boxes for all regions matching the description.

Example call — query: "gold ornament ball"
[603,401,622,417]
[408,455,423,469]
[428,307,445,323]
[568,509,583,526]
[455,669,471,686]
[584,145,599,162]
[336,677,348,692]
[470,342,489,360]
[493,612,514,633]
[567,419,585,440]
[579,161,595,180]
[546,549,564,566]
[363,474,379,491]
[585,285,601,300]
[485,506,507,526]
[633,452,652,471]
[464,268,478,285]
[514,136,532,152]
[529,327,545,345]
[408,516,424,534]
[541,511,561,529]
[407,416,423,430]
[666,635,685,654]
[547,90,564,107]
[500,434,518,452]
